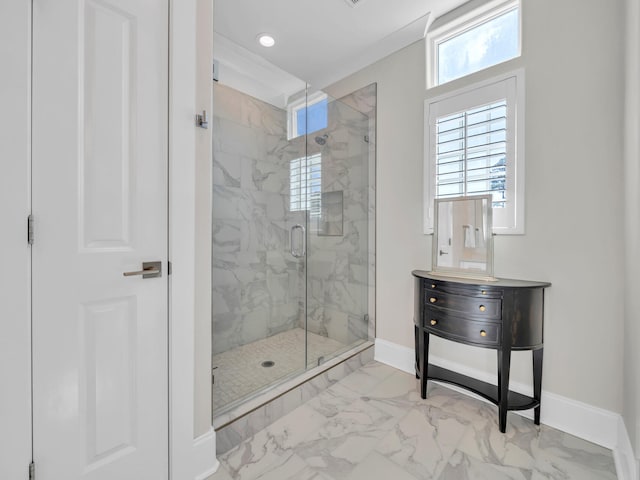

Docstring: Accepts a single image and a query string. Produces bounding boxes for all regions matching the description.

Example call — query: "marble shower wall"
[305,84,376,348]
[212,82,376,357]
[212,83,306,355]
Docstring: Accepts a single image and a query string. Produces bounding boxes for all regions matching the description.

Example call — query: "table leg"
[414,325,420,379]
[420,330,429,399]
[533,348,543,425]
[497,347,512,433]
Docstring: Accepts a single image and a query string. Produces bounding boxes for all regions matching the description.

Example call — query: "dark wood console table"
[412,270,551,432]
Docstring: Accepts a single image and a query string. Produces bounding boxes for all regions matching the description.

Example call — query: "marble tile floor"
[213,328,347,412]
[208,361,617,480]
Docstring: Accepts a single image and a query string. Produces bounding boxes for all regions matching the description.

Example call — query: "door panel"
[81,296,137,464]
[32,0,168,478]
[82,0,135,250]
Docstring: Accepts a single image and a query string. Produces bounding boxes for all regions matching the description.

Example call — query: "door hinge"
[29,461,35,480]
[27,214,34,245]
[167,261,172,275]
[196,110,208,129]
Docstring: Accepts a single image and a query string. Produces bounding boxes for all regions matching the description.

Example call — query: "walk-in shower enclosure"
[211,64,376,414]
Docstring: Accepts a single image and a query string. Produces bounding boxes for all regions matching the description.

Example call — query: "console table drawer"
[425,291,502,319]
[425,314,501,347]
[426,281,502,299]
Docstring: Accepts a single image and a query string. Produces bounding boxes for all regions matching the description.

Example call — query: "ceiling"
[214,0,467,91]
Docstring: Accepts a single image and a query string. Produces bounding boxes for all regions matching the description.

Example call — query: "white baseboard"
[613,416,639,480]
[195,463,220,480]
[374,338,637,479]
[374,338,416,374]
[192,427,219,480]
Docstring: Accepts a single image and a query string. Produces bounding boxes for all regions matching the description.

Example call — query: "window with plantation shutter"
[290,154,322,219]
[424,71,525,234]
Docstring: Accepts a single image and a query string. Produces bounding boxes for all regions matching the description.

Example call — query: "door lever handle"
[123,261,162,279]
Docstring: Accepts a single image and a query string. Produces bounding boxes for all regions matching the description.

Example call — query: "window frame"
[426,0,521,89]
[287,91,328,140]
[424,69,525,235]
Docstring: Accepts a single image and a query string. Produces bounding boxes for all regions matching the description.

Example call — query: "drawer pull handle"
[431,284,436,289]
[480,330,487,337]
[429,297,437,303]
[430,319,437,326]
[481,290,486,295]
[479,305,486,312]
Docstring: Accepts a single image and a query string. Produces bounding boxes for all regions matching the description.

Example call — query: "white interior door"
[32,0,169,479]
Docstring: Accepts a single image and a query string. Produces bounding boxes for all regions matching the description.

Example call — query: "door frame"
[168,0,217,478]
[0,2,33,479]
[0,1,217,479]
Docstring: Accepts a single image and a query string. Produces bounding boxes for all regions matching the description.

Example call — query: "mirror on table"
[432,194,495,280]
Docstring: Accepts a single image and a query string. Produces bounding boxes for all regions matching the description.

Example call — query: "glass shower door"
[210,74,375,415]
[304,89,373,367]
[211,79,310,413]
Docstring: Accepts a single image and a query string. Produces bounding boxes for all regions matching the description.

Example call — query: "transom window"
[425,71,524,234]
[427,0,520,88]
[287,92,328,140]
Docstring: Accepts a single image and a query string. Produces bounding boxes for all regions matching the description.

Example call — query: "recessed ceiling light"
[257,33,275,48]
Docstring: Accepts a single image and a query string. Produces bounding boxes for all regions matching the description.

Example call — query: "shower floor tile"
[212,328,346,412]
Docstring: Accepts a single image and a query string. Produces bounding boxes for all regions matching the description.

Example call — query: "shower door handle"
[290,224,306,258]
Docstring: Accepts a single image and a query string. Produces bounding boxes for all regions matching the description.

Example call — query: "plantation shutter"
[290,154,322,217]
[435,100,507,208]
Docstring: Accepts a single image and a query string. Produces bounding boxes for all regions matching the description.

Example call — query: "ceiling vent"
[343,0,365,7]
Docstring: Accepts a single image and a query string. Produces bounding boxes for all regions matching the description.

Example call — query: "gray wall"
[194,0,214,438]
[624,0,640,466]
[327,0,627,415]
[328,41,429,364]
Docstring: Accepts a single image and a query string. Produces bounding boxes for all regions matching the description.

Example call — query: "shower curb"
[214,342,374,454]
